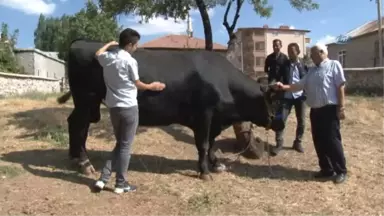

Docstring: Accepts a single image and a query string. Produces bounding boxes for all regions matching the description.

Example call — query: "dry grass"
[0,94,383,215]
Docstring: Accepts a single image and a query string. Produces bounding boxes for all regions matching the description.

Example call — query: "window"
[338,50,346,67]
[256,57,265,66]
[255,42,265,51]
[272,31,278,36]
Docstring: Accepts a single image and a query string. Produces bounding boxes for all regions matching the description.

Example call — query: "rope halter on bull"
[224,87,277,178]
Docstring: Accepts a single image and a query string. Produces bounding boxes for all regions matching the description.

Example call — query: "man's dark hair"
[288,42,301,54]
[119,28,141,48]
[273,39,282,46]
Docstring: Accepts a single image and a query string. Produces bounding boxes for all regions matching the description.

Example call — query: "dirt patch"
[0,95,383,215]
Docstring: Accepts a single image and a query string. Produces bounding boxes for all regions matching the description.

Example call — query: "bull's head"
[257,76,285,132]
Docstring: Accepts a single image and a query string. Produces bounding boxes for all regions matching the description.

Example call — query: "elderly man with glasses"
[272,43,348,184]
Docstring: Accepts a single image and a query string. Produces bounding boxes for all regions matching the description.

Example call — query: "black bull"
[57,39,285,180]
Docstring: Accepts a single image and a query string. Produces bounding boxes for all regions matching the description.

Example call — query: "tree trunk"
[195,0,213,51]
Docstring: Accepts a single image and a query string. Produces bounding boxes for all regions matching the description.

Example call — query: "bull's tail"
[57,91,72,104]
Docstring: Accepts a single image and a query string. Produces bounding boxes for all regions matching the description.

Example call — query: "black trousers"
[310,105,347,175]
[275,98,306,146]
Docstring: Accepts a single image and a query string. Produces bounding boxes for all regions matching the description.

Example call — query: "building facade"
[13,48,65,79]
[327,17,384,68]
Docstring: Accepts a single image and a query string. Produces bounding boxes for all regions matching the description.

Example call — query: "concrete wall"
[14,49,66,79]
[327,33,377,68]
[0,71,62,97]
[344,67,384,95]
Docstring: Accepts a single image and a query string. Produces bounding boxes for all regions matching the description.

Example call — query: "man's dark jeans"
[275,97,306,148]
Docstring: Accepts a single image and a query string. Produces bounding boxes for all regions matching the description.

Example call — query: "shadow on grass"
[7,107,278,159]
[6,107,148,144]
[1,148,315,189]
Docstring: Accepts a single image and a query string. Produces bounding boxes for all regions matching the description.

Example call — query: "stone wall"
[0,71,62,97]
[344,67,384,95]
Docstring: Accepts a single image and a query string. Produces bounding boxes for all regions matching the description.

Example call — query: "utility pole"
[377,0,383,66]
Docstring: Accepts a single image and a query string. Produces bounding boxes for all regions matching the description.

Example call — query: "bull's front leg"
[193,110,213,181]
[208,123,227,173]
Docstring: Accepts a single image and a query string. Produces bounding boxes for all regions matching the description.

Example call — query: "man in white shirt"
[93,28,166,194]
[272,43,347,184]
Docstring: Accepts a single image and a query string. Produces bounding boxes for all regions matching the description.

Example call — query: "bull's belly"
[137,105,188,127]
[138,110,185,126]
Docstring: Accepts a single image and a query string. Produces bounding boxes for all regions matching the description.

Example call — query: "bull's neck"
[229,73,264,119]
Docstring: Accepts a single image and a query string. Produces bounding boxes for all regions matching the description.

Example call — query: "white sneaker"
[94,180,106,190]
[114,182,137,194]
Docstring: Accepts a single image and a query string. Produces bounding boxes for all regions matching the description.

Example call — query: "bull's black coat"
[60,39,283,179]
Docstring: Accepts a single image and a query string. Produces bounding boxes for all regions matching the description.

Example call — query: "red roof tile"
[139,34,227,50]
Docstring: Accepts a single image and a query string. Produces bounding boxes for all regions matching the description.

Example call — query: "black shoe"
[292,141,304,153]
[270,145,283,156]
[114,182,137,194]
[333,173,347,184]
[313,171,335,181]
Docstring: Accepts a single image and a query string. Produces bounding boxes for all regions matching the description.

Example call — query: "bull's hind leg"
[193,110,213,181]
[67,108,94,176]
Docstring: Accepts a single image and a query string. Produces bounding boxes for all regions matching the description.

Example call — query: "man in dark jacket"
[264,39,289,84]
[270,42,308,156]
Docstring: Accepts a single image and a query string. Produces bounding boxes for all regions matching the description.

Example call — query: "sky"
[0,0,382,49]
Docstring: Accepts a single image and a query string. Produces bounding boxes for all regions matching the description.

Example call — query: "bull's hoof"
[78,159,96,176]
[199,173,213,181]
[82,165,96,176]
[212,163,227,173]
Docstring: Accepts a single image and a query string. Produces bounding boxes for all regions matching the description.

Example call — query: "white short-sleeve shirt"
[97,49,140,108]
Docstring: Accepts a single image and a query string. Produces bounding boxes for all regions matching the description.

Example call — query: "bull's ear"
[260,85,269,93]
[256,76,268,85]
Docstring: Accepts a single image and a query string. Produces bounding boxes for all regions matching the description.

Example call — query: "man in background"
[264,39,288,84]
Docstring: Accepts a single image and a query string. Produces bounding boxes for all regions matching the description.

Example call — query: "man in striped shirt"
[272,43,347,184]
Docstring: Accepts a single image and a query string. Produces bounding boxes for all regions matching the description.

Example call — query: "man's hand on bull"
[95,41,119,56]
[271,82,285,91]
[148,81,166,91]
[108,41,119,46]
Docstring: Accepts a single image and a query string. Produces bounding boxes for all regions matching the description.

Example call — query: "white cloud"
[320,19,327,24]
[126,8,215,36]
[0,0,55,15]
[316,35,336,45]
[289,25,295,29]
[128,16,190,36]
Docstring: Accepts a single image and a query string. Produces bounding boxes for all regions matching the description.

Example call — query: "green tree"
[34,1,122,60]
[98,0,319,51]
[98,0,227,50]
[0,22,22,73]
